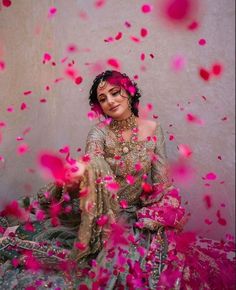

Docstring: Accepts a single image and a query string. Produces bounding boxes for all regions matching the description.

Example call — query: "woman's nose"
[107,95,115,104]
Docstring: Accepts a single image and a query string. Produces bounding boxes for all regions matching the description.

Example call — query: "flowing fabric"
[0,121,235,289]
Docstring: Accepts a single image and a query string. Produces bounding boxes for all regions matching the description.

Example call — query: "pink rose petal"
[48,7,57,17]
[198,38,206,45]
[96,215,109,227]
[177,144,192,158]
[119,199,128,209]
[140,28,148,37]
[107,58,120,69]
[115,32,122,40]
[75,76,83,85]
[17,143,29,155]
[205,172,217,180]
[171,55,186,71]
[2,0,12,7]
[0,60,6,71]
[141,4,152,13]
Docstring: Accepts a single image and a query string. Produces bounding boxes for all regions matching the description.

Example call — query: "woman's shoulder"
[87,121,108,139]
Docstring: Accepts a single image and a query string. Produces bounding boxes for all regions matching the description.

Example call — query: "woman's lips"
[110,105,120,111]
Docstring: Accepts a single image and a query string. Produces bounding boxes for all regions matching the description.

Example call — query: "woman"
[0,70,235,289]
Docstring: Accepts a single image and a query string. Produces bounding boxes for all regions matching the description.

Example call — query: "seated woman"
[0,70,235,289]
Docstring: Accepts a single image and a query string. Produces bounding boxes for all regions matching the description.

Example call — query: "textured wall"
[0,0,235,240]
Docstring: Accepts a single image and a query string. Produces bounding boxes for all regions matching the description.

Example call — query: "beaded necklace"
[110,114,139,155]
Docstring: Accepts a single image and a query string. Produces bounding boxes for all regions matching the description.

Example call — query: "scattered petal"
[115,32,123,40]
[211,63,223,76]
[177,144,192,157]
[17,143,29,155]
[140,28,148,37]
[0,60,6,71]
[75,76,83,85]
[203,194,212,209]
[141,4,152,13]
[198,38,206,45]
[107,58,120,69]
[2,0,12,7]
[205,172,217,180]
[199,67,210,81]
[171,55,186,71]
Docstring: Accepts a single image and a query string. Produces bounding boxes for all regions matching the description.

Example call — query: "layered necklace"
[110,114,139,155]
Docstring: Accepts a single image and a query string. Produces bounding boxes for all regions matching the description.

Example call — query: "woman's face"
[96,81,131,120]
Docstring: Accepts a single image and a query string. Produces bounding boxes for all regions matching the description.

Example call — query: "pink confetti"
[204,218,213,225]
[115,32,122,40]
[140,28,148,37]
[187,20,199,30]
[36,210,45,221]
[177,144,192,157]
[42,53,51,64]
[40,98,47,103]
[203,194,212,208]
[48,7,57,17]
[163,0,194,21]
[126,174,135,185]
[186,113,204,125]
[107,58,120,69]
[119,200,128,209]
[171,55,186,71]
[38,151,67,183]
[20,102,27,110]
[7,106,14,113]
[211,63,223,76]
[198,38,206,45]
[140,53,145,61]
[17,143,29,155]
[130,36,140,43]
[96,215,109,227]
[0,60,5,71]
[216,210,227,226]
[74,242,86,251]
[205,172,217,180]
[124,21,131,28]
[199,67,210,81]
[169,134,175,141]
[75,76,83,85]
[67,44,78,53]
[2,0,12,7]
[170,158,194,184]
[141,4,152,13]
[23,90,32,96]
[94,0,106,8]
[106,182,120,193]
[59,146,70,154]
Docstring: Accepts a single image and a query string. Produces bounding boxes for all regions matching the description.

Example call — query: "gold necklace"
[110,114,138,154]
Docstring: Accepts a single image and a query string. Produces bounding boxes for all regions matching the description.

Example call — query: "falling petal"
[211,63,223,76]
[119,200,128,209]
[38,151,67,183]
[130,36,140,43]
[107,58,120,69]
[2,0,12,7]
[67,44,78,53]
[0,60,6,71]
[17,143,29,155]
[96,215,109,227]
[42,53,51,63]
[198,38,206,45]
[204,218,213,225]
[124,21,131,28]
[140,28,148,37]
[94,0,106,8]
[177,144,192,158]
[141,4,153,13]
[75,76,83,85]
[171,55,186,71]
[115,32,122,40]
[20,102,27,110]
[203,194,212,209]
[199,67,210,81]
[205,172,217,180]
[186,113,204,125]
[48,7,57,17]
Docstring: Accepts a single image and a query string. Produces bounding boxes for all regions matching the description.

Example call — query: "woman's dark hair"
[89,70,141,117]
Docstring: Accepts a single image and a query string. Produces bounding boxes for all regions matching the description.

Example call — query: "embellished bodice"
[85,121,170,205]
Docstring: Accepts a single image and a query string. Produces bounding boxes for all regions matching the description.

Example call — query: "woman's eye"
[99,99,106,103]
[112,90,120,96]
